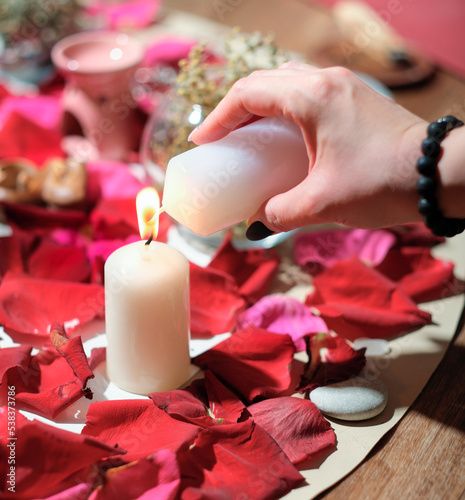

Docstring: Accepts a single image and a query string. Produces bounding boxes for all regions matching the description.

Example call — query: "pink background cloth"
[312,0,465,79]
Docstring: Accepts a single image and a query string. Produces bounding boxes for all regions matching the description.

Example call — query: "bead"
[417,156,437,176]
[418,197,437,216]
[441,115,460,131]
[421,137,441,157]
[427,121,447,141]
[425,213,444,234]
[416,176,437,197]
[418,116,465,237]
[389,50,413,68]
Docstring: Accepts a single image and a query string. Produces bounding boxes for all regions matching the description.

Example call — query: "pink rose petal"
[237,294,328,351]
[294,228,396,273]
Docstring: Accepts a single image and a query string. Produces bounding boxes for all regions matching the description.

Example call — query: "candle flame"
[136,187,160,241]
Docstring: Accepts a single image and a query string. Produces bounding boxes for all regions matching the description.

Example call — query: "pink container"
[52,31,144,161]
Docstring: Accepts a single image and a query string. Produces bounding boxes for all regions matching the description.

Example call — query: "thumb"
[245,178,328,240]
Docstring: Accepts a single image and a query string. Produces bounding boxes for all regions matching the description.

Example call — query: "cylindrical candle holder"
[104,240,190,395]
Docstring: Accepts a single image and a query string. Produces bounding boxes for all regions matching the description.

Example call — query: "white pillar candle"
[104,188,190,395]
[162,117,309,236]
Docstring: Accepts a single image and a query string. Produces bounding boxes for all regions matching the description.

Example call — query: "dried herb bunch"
[0,0,79,61]
[149,28,288,171]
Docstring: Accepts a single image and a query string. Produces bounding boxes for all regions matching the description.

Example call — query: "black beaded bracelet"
[416,115,465,237]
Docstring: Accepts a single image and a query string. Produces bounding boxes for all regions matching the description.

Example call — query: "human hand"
[189,62,427,238]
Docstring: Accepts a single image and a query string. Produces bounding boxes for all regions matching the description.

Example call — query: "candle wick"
[145,234,153,246]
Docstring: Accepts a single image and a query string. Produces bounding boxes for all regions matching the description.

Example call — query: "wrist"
[416,116,465,236]
[436,125,465,218]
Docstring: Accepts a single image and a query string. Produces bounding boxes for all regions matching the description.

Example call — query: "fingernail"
[246,221,275,241]
[187,125,200,142]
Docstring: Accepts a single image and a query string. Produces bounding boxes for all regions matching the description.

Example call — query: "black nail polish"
[246,221,275,241]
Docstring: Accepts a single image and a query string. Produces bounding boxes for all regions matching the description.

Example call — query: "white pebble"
[353,338,390,357]
[310,376,388,421]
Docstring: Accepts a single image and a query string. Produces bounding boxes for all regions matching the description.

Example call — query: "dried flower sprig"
[149,28,288,170]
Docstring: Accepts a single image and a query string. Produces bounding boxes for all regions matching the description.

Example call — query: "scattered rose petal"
[0,335,99,419]
[294,228,396,274]
[204,370,247,423]
[0,95,62,131]
[178,420,304,500]
[237,294,328,351]
[50,323,94,390]
[0,233,26,277]
[143,37,196,68]
[42,482,95,500]
[89,198,139,239]
[193,327,295,402]
[375,246,459,303]
[0,111,64,164]
[246,396,336,464]
[190,263,246,338]
[86,0,161,29]
[149,388,212,427]
[307,257,432,340]
[298,333,367,393]
[209,237,280,303]
[389,223,444,247]
[86,160,147,201]
[88,450,180,500]
[0,272,104,344]
[28,237,91,282]
[82,399,201,462]
[0,408,124,499]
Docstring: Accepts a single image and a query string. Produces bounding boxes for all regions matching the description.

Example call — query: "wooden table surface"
[162,1,465,498]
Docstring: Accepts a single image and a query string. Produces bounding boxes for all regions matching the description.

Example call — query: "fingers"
[247,175,330,236]
[190,62,318,145]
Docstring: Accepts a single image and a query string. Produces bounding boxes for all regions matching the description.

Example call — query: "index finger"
[190,64,318,144]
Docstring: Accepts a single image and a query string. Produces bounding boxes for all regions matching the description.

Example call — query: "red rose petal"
[0,342,94,419]
[88,450,180,500]
[178,420,304,500]
[375,246,459,303]
[190,263,246,338]
[298,333,367,393]
[209,237,280,303]
[247,396,336,464]
[0,408,124,499]
[204,370,247,423]
[0,111,64,164]
[307,257,432,340]
[28,237,91,282]
[50,324,94,390]
[89,198,139,239]
[0,344,33,387]
[389,222,444,247]
[0,234,25,278]
[149,388,212,427]
[82,399,201,462]
[193,327,295,402]
[0,272,104,344]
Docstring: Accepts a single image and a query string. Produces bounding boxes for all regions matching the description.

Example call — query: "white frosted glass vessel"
[162,117,309,236]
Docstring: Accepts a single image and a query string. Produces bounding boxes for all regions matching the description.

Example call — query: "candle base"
[106,363,201,397]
